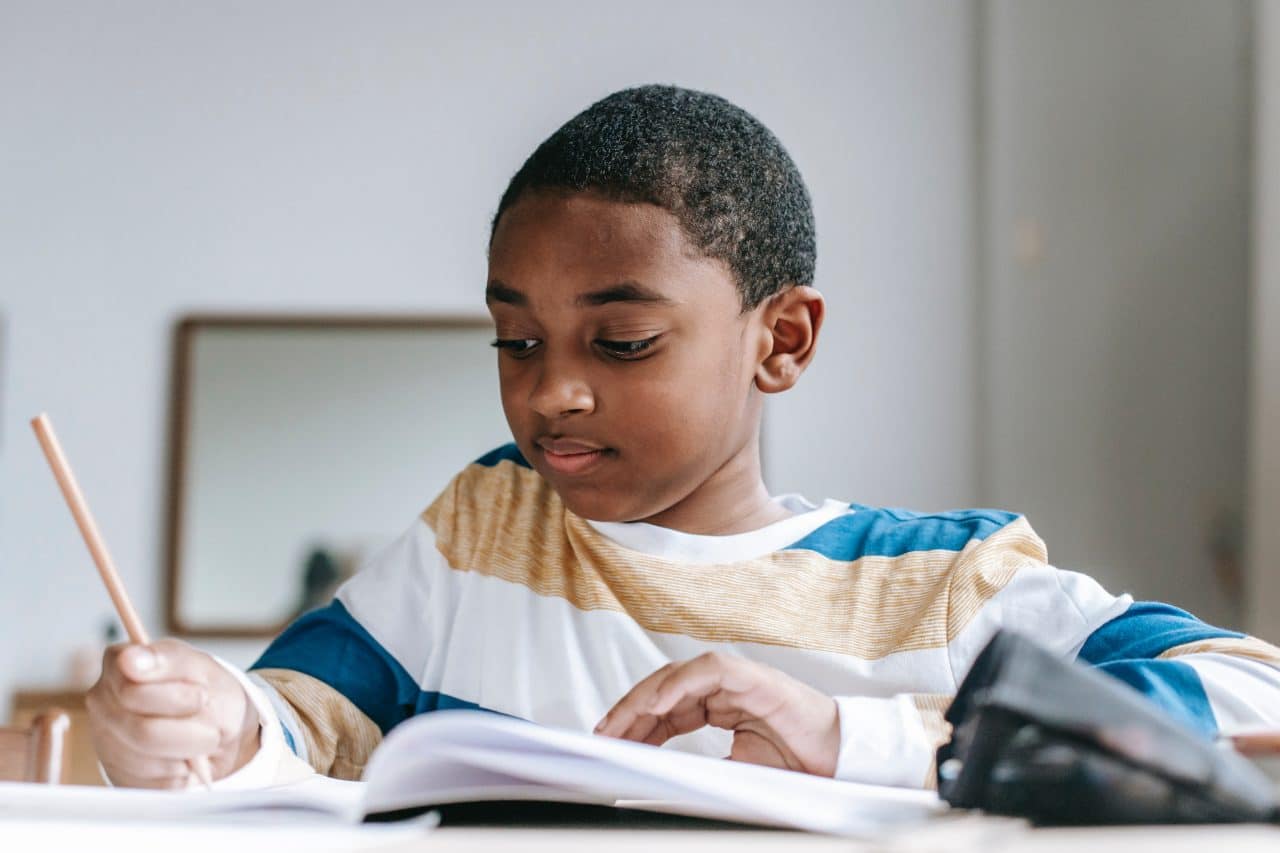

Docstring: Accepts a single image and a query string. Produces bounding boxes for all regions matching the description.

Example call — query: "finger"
[627,706,704,746]
[662,691,724,737]
[94,646,176,711]
[605,657,734,745]
[594,663,675,737]
[97,644,132,694]
[101,753,191,786]
[703,690,755,732]
[649,653,750,715]
[117,645,166,682]
[656,654,791,724]
[626,655,784,747]
[640,722,671,747]
[595,695,649,739]
[105,765,194,790]
[728,728,795,771]
[616,712,660,744]
[92,723,194,788]
[116,714,221,759]
[117,640,213,686]
[627,690,719,745]
[117,681,209,718]
[597,682,668,738]
[617,685,743,747]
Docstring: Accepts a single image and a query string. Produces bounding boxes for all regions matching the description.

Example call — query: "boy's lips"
[536,438,611,475]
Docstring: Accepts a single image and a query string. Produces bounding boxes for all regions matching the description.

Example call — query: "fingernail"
[132,649,157,672]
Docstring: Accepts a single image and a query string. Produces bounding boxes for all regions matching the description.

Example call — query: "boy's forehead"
[492,193,686,267]
[487,192,736,305]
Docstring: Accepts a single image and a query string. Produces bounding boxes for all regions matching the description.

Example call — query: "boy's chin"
[554,486,657,526]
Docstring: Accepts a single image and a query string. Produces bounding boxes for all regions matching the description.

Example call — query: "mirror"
[165,316,509,637]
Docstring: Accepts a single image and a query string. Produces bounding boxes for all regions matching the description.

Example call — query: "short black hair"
[491,85,816,310]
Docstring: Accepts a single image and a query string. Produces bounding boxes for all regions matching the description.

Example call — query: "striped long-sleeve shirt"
[222,444,1280,789]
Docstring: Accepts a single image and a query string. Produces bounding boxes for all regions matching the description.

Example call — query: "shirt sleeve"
[832,520,1134,790]
[1078,602,1280,737]
[832,694,949,788]
[240,518,440,778]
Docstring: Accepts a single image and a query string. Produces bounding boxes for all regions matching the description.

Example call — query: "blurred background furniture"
[163,316,508,637]
[9,692,99,785]
[0,705,70,784]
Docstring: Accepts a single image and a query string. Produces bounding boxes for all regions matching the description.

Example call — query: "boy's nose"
[528,359,596,418]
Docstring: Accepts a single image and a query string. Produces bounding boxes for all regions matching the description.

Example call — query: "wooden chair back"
[0,709,70,783]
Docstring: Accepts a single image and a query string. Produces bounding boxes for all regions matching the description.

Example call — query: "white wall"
[981,0,1252,628]
[1248,0,1280,641]
[0,2,979,704]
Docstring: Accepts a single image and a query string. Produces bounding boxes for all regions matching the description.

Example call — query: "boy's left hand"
[594,653,840,777]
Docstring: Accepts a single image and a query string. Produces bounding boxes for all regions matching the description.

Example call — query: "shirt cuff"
[832,695,935,788]
[203,656,290,789]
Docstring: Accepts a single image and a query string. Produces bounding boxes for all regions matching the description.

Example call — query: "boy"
[87,85,1280,790]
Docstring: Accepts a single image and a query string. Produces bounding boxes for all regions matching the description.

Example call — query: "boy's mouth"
[536,437,611,476]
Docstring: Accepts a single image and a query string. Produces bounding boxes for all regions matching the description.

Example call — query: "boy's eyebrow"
[576,281,675,307]
[485,281,526,306]
[485,280,676,308]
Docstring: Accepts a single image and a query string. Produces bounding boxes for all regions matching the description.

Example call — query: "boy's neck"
[636,442,791,536]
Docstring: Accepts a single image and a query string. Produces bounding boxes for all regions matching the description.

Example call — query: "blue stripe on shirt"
[1094,659,1218,738]
[474,444,531,469]
[1077,602,1243,664]
[1075,602,1240,738]
[783,505,1020,562]
[251,599,484,734]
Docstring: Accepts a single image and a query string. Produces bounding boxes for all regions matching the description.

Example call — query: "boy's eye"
[595,336,660,360]
[491,338,540,357]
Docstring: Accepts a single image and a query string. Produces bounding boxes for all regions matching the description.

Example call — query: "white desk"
[394,824,1280,852]
[4,818,1280,853]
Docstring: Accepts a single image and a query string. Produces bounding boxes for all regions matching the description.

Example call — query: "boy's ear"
[754,285,824,394]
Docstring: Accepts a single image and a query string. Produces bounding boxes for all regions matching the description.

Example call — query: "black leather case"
[937,631,1279,825]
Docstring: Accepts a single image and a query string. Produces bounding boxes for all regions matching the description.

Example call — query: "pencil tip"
[191,755,215,790]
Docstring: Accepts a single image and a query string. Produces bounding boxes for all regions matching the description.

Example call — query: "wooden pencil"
[31,413,215,789]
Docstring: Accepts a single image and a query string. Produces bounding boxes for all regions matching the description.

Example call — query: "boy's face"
[486,191,768,525]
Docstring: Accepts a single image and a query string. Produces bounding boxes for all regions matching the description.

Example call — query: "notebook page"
[361,710,944,836]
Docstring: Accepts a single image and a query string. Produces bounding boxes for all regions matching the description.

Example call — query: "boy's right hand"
[85,639,261,788]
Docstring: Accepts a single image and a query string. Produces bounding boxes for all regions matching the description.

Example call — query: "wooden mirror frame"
[163,314,494,638]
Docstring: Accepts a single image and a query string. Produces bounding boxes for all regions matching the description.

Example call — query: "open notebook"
[0,710,944,836]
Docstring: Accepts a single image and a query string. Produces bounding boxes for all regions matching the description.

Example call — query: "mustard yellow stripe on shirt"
[1157,636,1280,668]
[253,668,383,781]
[423,460,1045,661]
[911,694,953,790]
